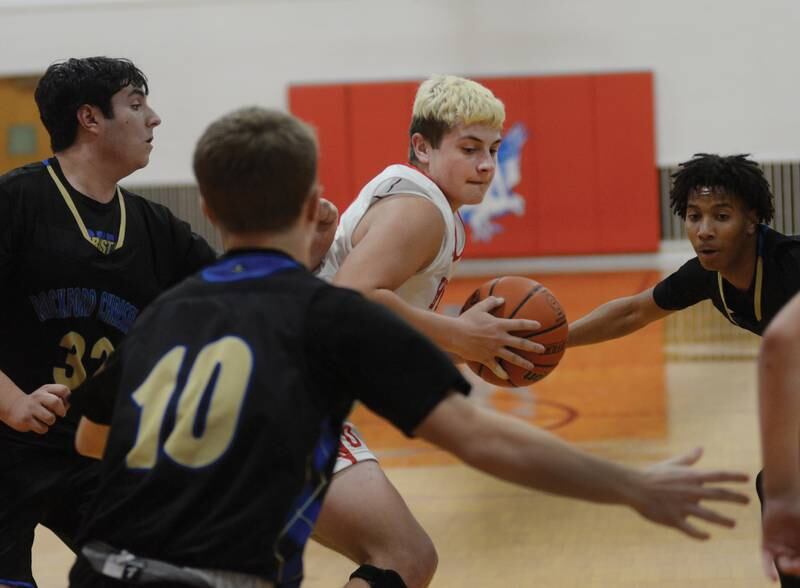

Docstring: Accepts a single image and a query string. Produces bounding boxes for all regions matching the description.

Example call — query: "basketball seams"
[520,320,568,338]
[506,284,544,319]
[487,278,501,298]
[527,361,560,368]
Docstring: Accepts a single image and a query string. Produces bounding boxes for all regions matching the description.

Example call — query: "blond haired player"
[314,75,540,587]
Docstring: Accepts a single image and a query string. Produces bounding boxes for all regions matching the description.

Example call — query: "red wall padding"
[289,72,658,257]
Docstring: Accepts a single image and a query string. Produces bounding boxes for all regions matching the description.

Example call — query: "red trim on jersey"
[337,441,358,466]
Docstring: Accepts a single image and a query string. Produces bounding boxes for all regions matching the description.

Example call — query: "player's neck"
[221,227,311,268]
[407,161,460,212]
[720,234,758,291]
[54,148,126,204]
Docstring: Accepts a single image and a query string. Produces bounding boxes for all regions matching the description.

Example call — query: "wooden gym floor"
[32,271,769,587]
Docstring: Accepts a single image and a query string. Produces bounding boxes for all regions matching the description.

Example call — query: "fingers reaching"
[662,446,704,467]
[684,504,736,528]
[687,486,750,504]
[486,360,509,381]
[637,451,750,541]
[471,296,505,313]
[496,348,534,372]
[675,518,710,541]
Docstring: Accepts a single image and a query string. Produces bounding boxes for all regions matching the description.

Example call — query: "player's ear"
[411,133,432,164]
[76,104,101,135]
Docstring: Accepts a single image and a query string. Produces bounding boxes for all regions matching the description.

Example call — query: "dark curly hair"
[669,153,774,223]
[34,57,149,152]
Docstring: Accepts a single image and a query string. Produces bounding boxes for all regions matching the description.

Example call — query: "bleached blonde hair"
[413,75,505,128]
[409,75,505,163]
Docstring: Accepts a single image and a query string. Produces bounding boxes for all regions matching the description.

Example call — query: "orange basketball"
[460,276,568,387]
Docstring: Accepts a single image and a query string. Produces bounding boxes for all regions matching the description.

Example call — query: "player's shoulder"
[0,161,48,194]
[119,187,175,221]
[162,260,326,308]
[661,255,712,288]
[765,228,800,278]
[371,164,439,199]
[765,226,800,255]
[374,175,431,199]
[306,278,375,319]
[676,255,706,275]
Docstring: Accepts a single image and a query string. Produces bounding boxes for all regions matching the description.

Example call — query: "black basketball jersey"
[69,249,469,584]
[0,158,217,451]
[653,225,800,335]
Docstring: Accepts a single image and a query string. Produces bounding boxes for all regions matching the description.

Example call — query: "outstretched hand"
[762,495,800,581]
[631,447,749,540]
[456,296,545,381]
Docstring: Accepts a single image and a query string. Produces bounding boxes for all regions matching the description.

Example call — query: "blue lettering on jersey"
[29,288,97,322]
[202,252,300,283]
[28,288,138,333]
[97,292,139,334]
[87,229,118,255]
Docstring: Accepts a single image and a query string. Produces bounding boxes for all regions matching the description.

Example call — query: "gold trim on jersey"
[46,163,127,253]
[717,231,763,325]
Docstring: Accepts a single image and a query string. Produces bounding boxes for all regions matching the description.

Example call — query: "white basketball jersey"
[318,164,465,310]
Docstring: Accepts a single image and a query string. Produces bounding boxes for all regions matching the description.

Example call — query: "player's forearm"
[759,301,800,497]
[442,403,639,506]
[567,297,643,347]
[367,289,461,353]
[75,417,110,459]
[0,369,26,425]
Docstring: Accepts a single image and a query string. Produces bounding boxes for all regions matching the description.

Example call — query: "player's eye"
[131,103,142,111]
[462,147,478,154]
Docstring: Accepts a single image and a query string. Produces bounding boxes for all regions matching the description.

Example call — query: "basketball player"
[0,57,336,588]
[758,291,800,582]
[312,75,545,586]
[68,106,750,588]
[566,153,800,586]
[567,153,799,344]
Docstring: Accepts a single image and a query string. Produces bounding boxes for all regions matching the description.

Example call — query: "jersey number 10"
[126,336,254,470]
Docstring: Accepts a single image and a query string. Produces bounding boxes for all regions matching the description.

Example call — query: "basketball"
[460,276,568,387]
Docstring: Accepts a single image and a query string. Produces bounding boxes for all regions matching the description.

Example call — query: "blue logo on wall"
[461,122,528,242]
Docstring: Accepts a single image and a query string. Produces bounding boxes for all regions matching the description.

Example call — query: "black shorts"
[0,437,100,587]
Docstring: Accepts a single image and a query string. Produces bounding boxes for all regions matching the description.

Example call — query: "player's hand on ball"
[310,198,338,270]
[4,384,70,434]
[456,296,545,380]
[762,494,800,580]
[629,446,749,539]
